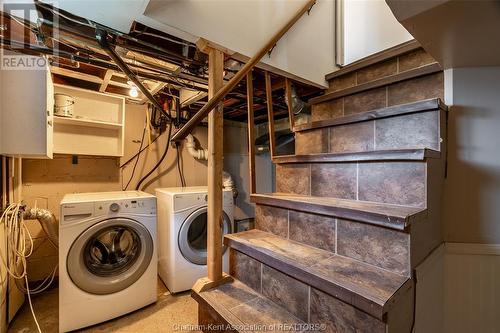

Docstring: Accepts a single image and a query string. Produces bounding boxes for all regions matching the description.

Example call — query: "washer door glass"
[67,218,153,295]
[178,207,232,265]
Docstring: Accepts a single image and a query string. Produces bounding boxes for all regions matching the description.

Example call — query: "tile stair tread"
[250,193,426,231]
[295,98,447,132]
[192,279,309,333]
[224,230,411,320]
[272,148,440,164]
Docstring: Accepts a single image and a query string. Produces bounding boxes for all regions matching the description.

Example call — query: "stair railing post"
[206,47,224,283]
[247,71,256,194]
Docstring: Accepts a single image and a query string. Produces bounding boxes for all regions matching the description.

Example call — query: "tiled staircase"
[192,42,447,333]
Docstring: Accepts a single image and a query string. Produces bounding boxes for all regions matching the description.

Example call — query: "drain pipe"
[186,134,208,160]
[23,208,58,248]
[185,134,238,198]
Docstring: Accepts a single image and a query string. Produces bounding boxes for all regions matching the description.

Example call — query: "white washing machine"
[59,191,157,332]
[155,186,233,293]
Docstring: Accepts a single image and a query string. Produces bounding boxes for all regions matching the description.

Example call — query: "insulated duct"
[285,83,310,115]
[23,208,58,248]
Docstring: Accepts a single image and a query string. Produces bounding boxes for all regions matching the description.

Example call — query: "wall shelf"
[53,84,125,157]
[53,116,122,130]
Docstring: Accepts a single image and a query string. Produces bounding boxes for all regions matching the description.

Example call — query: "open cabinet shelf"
[53,116,123,130]
[53,84,125,157]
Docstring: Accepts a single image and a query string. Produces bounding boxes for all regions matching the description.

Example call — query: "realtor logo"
[0,1,59,70]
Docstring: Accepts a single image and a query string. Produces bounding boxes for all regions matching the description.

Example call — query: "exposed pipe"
[185,135,238,198]
[96,29,173,123]
[285,83,310,115]
[23,208,58,248]
[186,134,208,160]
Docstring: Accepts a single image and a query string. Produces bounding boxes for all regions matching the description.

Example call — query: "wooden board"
[265,72,276,157]
[207,48,225,282]
[247,72,256,194]
[285,78,295,130]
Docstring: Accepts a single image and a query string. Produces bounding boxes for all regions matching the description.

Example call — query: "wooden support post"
[247,71,256,194]
[207,47,224,283]
[1,156,6,208]
[285,78,295,131]
[265,72,276,157]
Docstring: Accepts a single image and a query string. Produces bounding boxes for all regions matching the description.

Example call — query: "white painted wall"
[414,67,500,333]
[443,67,500,244]
[342,0,412,64]
[143,0,336,86]
[444,243,500,333]
[414,243,500,333]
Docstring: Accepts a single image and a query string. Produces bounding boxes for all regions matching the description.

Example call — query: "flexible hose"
[135,123,173,191]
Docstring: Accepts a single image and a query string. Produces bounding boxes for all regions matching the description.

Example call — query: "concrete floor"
[7,278,201,333]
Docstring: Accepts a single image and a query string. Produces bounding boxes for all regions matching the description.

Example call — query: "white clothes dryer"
[155,186,233,293]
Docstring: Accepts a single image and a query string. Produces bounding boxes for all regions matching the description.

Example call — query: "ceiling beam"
[140,82,168,104]
[100,70,114,92]
[51,66,103,84]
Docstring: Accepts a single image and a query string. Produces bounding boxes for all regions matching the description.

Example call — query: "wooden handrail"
[171,0,317,142]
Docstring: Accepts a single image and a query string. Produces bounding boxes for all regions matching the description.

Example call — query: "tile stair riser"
[296,110,443,154]
[276,161,428,208]
[228,248,404,332]
[255,205,411,276]
[312,71,444,122]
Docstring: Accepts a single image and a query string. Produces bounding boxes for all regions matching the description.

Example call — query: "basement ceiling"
[0,3,321,124]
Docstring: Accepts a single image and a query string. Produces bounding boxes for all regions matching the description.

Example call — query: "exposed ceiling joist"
[100,70,114,92]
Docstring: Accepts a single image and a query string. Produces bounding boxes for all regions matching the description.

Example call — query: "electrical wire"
[25,275,42,333]
[122,124,146,191]
[119,130,164,169]
[176,146,186,187]
[0,203,52,333]
[135,123,173,191]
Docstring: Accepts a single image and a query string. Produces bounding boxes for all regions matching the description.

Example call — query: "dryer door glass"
[178,206,232,265]
[67,218,154,295]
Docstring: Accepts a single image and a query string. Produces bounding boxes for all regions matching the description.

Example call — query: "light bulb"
[129,87,139,98]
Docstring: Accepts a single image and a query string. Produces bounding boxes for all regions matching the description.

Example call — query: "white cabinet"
[0,56,54,159]
[0,53,125,158]
[52,85,125,157]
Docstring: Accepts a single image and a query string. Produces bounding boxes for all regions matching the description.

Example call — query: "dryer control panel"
[173,190,232,212]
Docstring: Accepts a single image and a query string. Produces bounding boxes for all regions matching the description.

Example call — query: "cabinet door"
[0,54,53,159]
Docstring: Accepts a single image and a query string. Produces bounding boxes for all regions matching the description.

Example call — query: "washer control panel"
[95,199,156,215]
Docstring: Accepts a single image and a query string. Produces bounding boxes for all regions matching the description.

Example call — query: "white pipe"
[186,134,208,160]
[185,134,238,197]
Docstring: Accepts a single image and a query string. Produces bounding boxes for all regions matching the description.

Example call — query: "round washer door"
[67,218,153,295]
[178,206,232,265]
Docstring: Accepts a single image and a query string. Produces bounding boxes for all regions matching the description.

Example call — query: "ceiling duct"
[285,83,310,115]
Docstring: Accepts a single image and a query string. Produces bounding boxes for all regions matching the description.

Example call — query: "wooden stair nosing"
[224,230,411,320]
[272,148,440,164]
[325,40,421,81]
[311,62,442,105]
[251,193,427,231]
[294,98,447,132]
